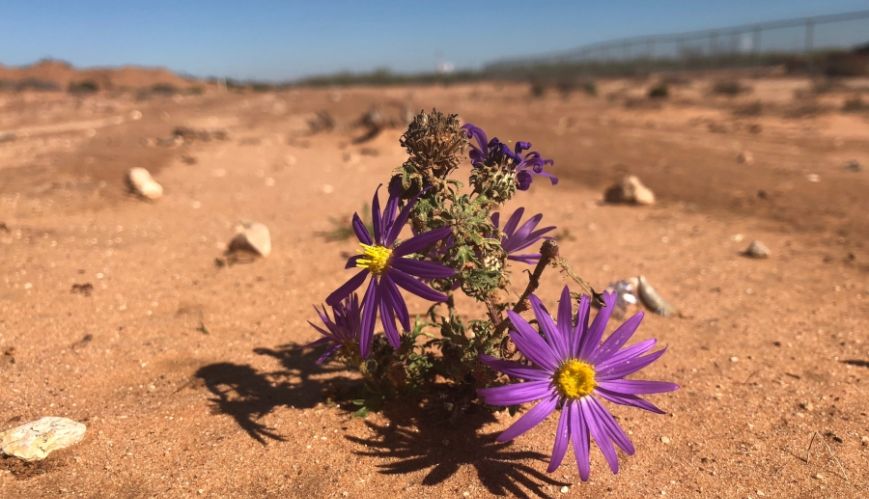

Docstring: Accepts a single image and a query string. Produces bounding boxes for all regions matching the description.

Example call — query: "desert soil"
[0,78,867,498]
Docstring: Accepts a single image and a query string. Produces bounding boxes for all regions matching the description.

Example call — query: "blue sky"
[1,1,866,80]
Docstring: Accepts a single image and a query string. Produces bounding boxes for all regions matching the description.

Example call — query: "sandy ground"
[0,78,867,498]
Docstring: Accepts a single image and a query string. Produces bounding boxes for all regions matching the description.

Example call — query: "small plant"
[309,110,677,481]
[733,100,763,117]
[842,96,867,113]
[711,79,751,96]
[68,80,99,94]
[647,82,669,99]
[529,80,546,98]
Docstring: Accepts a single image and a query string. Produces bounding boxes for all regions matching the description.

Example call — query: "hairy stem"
[493,239,560,336]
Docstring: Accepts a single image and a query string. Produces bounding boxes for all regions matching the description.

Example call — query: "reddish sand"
[0,77,867,497]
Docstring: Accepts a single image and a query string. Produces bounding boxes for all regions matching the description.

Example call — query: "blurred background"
[1,2,867,496]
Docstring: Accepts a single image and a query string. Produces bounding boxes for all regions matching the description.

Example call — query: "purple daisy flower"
[309,294,362,364]
[326,187,455,357]
[492,207,556,265]
[478,287,678,480]
[463,123,558,190]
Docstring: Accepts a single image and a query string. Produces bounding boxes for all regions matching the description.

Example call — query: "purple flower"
[492,207,556,265]
[309,294,362,364]
[463,123,558,190]
[326,187,455,357]
[478,287,678,480]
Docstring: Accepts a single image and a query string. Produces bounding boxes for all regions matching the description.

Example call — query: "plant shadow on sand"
[346,401,568,498]
[194,343,354,444]
[197,344,566,496]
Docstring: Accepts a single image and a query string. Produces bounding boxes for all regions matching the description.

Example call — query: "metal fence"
[488,10,869,71]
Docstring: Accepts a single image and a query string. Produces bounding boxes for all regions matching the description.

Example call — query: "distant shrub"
[16,78,61,92]
[250,82,274,92]
[529,81,546,98]
[821,53,868,77]
[733,100,763,117]
[711,79,751,96]
[150,83,179,95]
[0,80,15,91]
[186,85,205,95]
[68,80,99,94]
[647,82,669,99]
[842,96,867,113]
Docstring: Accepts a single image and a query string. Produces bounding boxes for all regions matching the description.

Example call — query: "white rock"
[126,167,163,200]
[228,222,271,257]
[0,417,86,462]
[604,175,655,206]
[736,151,754,165]
[743,240,770,258]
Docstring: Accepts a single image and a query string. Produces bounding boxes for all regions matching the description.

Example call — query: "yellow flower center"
[356,244,393,275]
[554,359,596,399]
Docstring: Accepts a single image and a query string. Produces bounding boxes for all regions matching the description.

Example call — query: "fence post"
[804,19,814,53]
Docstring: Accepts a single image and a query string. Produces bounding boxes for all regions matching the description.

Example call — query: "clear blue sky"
[1,1,866,80]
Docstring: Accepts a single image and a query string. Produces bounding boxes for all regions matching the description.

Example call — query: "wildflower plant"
[312,110,676,481]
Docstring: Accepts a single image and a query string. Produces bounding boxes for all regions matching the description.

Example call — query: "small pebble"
[806,173,820,183]
[560,485,570,494]
[729,356,739,363]
[660,436,672,444]
[812,472,824,481]
[743,240,770,259]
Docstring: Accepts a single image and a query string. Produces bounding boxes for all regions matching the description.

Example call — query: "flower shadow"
[347,405,568,498]
[194,343,354,444]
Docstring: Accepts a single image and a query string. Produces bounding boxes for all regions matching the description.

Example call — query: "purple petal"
[478,380,552,407]
[569,400,591,481]
[345,255,362,269]
[479,354,550,381]
[589,311,644,364]
[463,123,488,152]
[379,296,401,348]
[505,226,556,253]
[557,286,573,339]
[391,257,455,279]
[491,212,500,229]
[595,388,666,414]
[352,213,372,245]
[380,274,410,331]
[503,207,525,236]
[588,397,635,455]
[570,295,591,357]
[507,311,559,372]
[507,254,541,265]
[381,193,399,238]
[388,268,448,302]
[315,344,341,365]
[511,213,544,244]
[579,291,616,360]
[326,270,369,306]
[358,278,380,358]
[393,227,451,256]
[547,403,571,472]
[384,194,418,246]
[580,397,620,474]
[496,393,558,442]
[596,379,679,395]
[516,171,533,190]
[529,295,568,359]
[596,342,662,380]
[371,187,383,243]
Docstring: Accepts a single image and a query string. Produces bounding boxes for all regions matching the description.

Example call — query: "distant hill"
[0,59,203,91]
